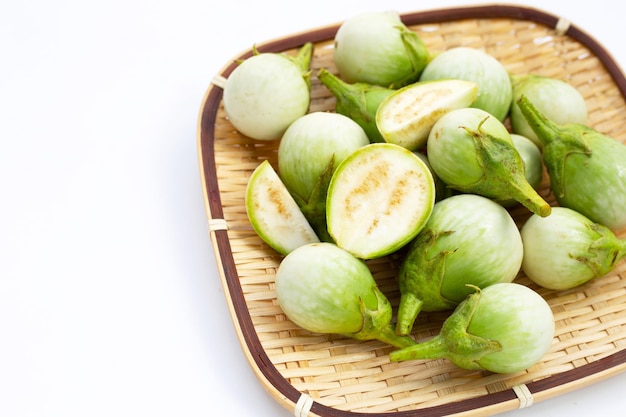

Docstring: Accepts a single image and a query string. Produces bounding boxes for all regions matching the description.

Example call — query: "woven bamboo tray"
[197,4,626,416]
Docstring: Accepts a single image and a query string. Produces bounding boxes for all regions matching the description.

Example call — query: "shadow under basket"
[197,4,626,417]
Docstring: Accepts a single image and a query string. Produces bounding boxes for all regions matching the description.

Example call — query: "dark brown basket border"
[197,4,626,416]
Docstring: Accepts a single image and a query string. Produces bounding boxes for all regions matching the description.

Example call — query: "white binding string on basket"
[555,17,571,35]
[208,218,228,232]
[294,393,313,417]
[211,75,227,89]
[512,384,534,409]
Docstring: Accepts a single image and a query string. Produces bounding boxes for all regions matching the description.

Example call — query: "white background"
[2,1,626,416]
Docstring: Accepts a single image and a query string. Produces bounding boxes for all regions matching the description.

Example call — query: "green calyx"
[317,68,394,143]
[291,157,335,243]
[516,94,592,200]
[388,24,430,89]
[457,117,551,217]
[344,285,417,349]
[284,42,314,89]
[396,229,458,336]
[389,286,502,369]
[247,42,314,89]
[577,223,626,278]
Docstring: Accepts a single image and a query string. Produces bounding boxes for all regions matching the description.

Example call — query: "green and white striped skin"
[521,207,626,290]
[333,11,429,88]
[278,111,370,202]
[499,134,544,208]
[278,111,370,241]
[275,242,416,348]
[391,283,555,374]
[395,194,523,335]
[426,107,551,217]
[223,43,312,140]
[509,74,588,148]
[419,46,512,122]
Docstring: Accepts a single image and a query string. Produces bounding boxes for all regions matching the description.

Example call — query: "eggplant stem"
[458,122,552,217]
[377,325,418,349]
[389,287,501,370]
[395,293,424,336]
[516,94,561,147]
[506,174,552,217]
[346,286,417,349]
[618,239,626,262]
[389,334,448,361]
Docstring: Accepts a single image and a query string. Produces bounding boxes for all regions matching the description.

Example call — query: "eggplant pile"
[224,11,626,375]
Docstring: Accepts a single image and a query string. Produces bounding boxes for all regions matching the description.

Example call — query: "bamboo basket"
[197,4,626,416]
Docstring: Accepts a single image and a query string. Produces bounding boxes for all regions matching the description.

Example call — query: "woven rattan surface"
[198,5,626,417]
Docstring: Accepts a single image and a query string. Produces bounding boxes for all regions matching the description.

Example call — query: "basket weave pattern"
[200,7,626,416]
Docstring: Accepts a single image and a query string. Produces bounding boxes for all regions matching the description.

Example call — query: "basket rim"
[196,4,626,416]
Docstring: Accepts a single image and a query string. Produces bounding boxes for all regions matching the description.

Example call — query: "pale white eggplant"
[278,111,370,241]
[390,283,555,374]
[521,207,626,290]
[333,11,429,88]
[275,242,416,348]
[510,74,588,147]
[223,43,312,140]
[419,47,512,121]
[395,194,523,335]
[426,107,551,217]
